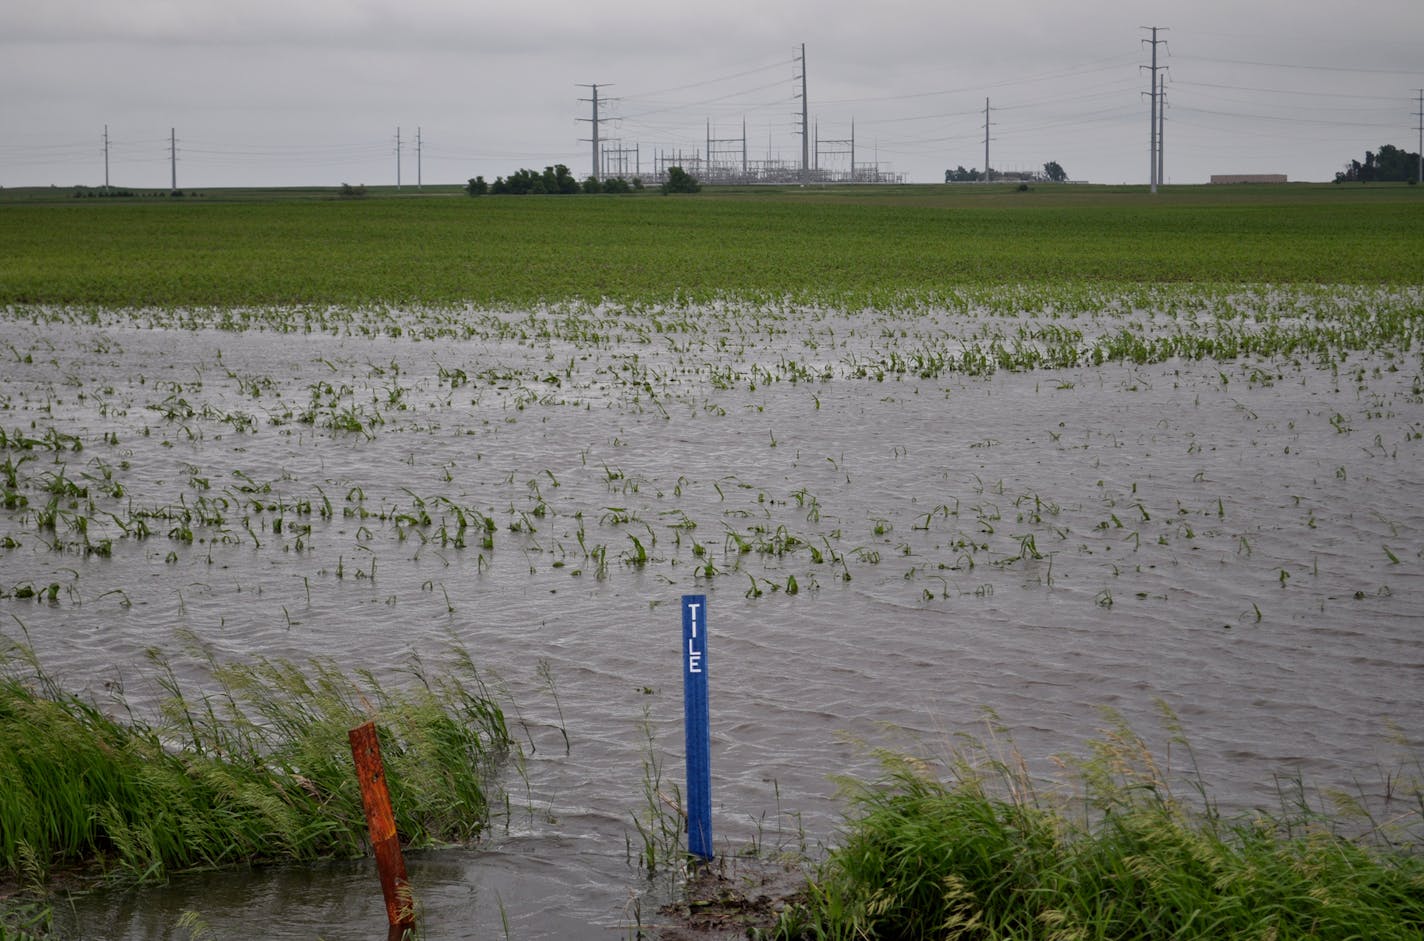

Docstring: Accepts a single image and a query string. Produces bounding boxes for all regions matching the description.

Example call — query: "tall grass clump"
[776,711,1424,940]
[0,631,512,888]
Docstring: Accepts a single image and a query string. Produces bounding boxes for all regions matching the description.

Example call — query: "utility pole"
[591,86,601,180]
[984,98,992,182]
[1142,26,1168,193]
[395,127,402,190]
[1412,88,1424,185]
[416,127,423,191]
[169,127,176,192]
[103,125,110,189]
[577,84,613,181]
[1158,74,1166,186]
[795,43,809,181]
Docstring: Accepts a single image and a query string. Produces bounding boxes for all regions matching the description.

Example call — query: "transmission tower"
[1158,74,1167,186]
[983,99,993,182]
[395,126,402,190]
[102,125,110,189]
[578,84,615,181]
[1141,26,1168,192]
[1416,89,1423,183]
[795,44,809,180]
[169,127,177,192]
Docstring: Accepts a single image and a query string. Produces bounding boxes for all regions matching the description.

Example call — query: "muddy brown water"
[1,300,1421,938]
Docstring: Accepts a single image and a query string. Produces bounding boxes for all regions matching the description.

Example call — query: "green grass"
[1,184,1420,309]
[0,631,511,891]
[774,714,1424,940]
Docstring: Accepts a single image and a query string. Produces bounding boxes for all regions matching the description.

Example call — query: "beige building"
[1209,174,1288,184]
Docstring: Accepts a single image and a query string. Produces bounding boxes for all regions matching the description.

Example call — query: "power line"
[617,77,789,121]
[1173,105,1398,129]
[1173,79,1398,101]
[619,57,792,102]
[1176,54,1422,76]
[985,106,1141,139]
[817,55,1138,106]
[1180,88,1403,116]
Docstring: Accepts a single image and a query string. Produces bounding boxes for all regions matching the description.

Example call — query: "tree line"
[944,161,1068,183]
[466,164,701,196]
[1334,144,1421,183]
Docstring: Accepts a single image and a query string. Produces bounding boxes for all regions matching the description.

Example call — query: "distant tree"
[944,166,983,182]
[540,164,580,194]
[661,166,701,194]
[484,166,635,195]
[631,177,645,191]
[1335,144,1421,182]
[1043,161,1068,183]
[496,169,537,194]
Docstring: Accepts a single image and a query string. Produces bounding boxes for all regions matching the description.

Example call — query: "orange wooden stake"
[349,721,415,937]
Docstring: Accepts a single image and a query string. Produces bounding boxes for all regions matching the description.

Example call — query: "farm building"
[1209,174,1288,184]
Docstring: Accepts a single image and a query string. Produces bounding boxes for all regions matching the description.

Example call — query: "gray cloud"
[3,0,1421,188]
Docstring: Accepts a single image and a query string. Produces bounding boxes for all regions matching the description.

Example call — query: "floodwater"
[2,296,1422,938]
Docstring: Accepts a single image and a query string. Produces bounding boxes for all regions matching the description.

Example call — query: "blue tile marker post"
[682,594,713,861]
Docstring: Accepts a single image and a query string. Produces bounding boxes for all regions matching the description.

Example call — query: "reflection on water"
[2,299,1421,937]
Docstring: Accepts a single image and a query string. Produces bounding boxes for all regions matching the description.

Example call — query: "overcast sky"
[3,0,1421,188]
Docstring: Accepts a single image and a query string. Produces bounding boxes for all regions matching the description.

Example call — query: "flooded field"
[2,289,1422,938]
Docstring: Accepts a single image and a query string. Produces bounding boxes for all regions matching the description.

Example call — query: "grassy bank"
[0,632,512,894]
[773,717,1424,940]
[1,184,1421,309]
